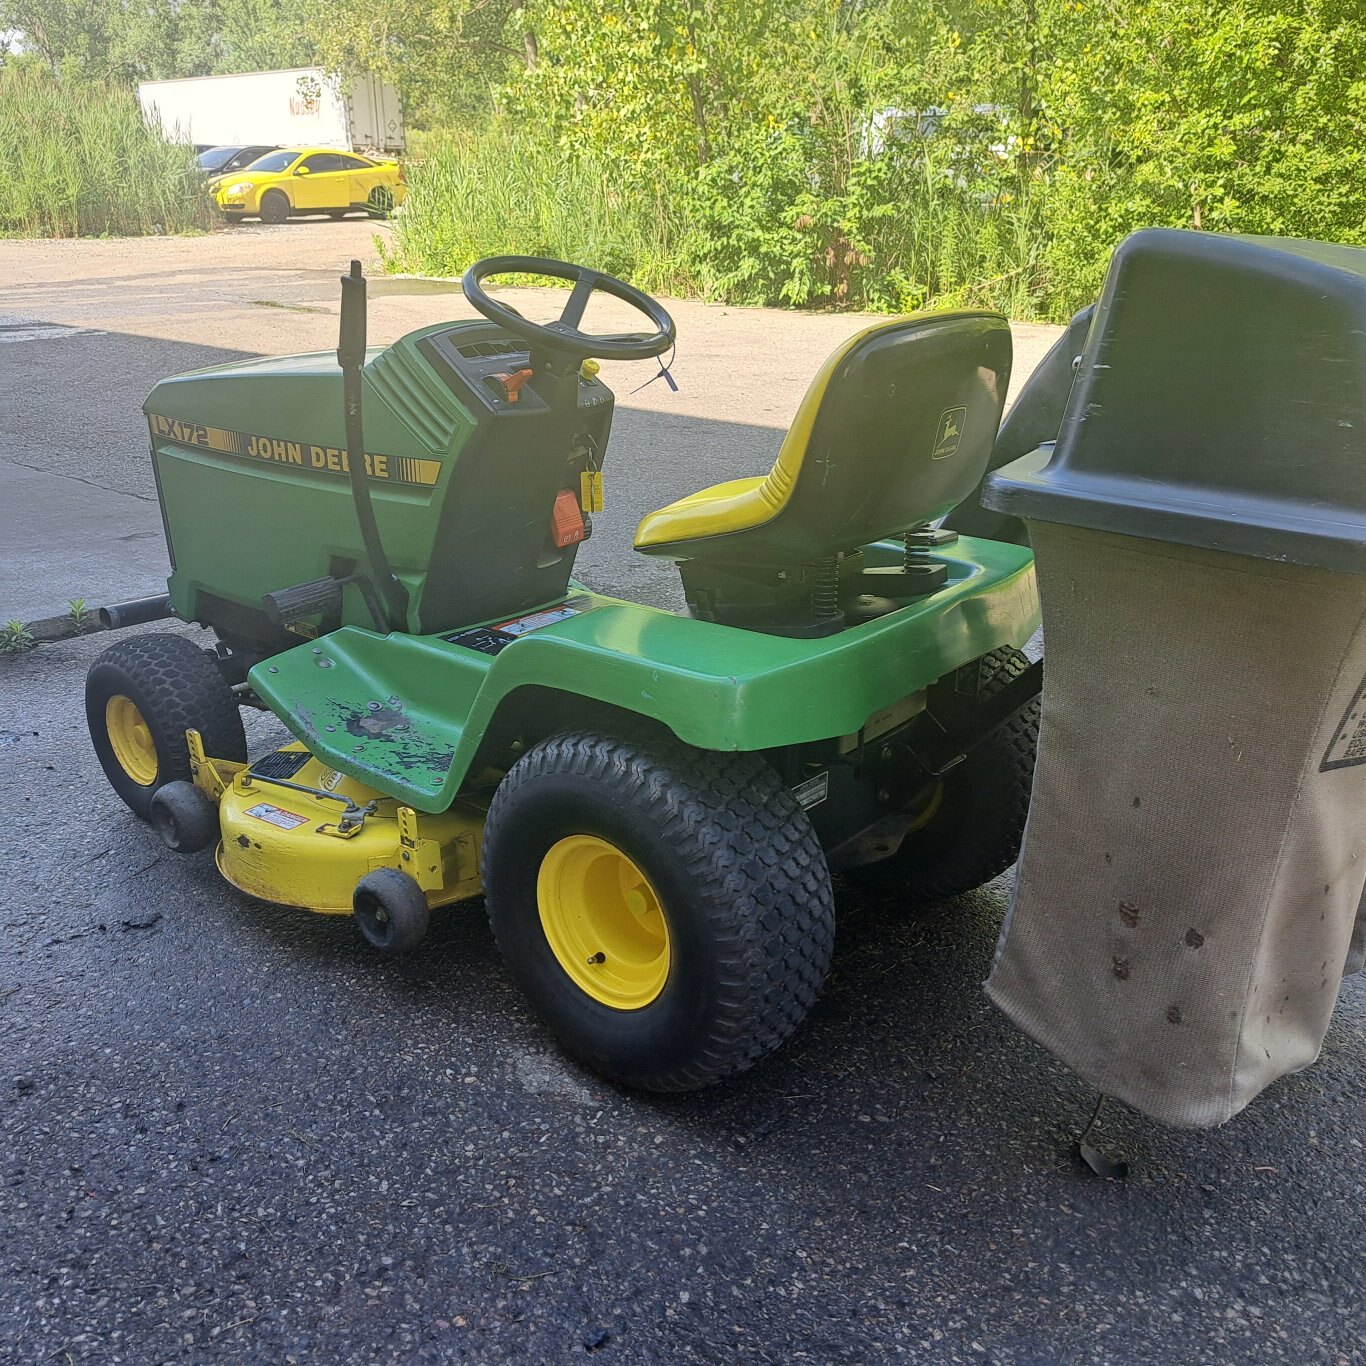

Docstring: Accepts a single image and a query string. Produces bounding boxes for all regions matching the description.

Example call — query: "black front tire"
[259,190,290,225]
[857,646,1039,903]
[354,868,430,954]
[482,729,836,1092]
[86,633,246,821]
[150,781,219,853]
[222,212,244,224]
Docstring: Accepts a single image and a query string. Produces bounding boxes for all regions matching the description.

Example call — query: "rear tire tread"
[483,729,835,1092]
[859,646,1039,904]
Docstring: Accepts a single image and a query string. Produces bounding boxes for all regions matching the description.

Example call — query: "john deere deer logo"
[933,406,967,460]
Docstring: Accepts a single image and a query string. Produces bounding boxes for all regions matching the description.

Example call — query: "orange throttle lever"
[491,367,534,403]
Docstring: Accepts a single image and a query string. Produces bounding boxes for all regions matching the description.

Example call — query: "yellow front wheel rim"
[537,835,671,1010]
[105,694,158,787]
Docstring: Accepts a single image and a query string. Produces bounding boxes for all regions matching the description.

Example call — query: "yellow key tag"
[580,468,605,513]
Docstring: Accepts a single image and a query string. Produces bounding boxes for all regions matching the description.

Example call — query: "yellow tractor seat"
[634,310,1013,567]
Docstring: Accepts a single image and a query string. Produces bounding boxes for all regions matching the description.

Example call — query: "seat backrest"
[731,310,1012,564]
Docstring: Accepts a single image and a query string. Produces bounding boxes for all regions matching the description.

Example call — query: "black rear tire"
[855,647,1039,903]
[150,781,219,853]
[365,186,395,219]
[86,633,246,821]
[259,190,289,225]
[354,868,430,954]
[482,729,836,1092]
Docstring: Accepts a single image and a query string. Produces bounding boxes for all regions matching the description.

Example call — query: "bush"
[0,67,210,237]
[1041,0,1366,315]
[688,120,1048,317]
[389,116,1049,317]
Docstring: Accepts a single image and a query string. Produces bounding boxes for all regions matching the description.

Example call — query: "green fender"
[249,537,1039,812]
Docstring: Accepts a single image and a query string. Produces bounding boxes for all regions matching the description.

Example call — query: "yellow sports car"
[215,147,407,224]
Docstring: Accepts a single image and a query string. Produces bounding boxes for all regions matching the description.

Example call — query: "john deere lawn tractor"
[87,255,1043,1092]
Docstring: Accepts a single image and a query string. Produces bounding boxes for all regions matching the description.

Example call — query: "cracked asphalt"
[1,223,1362,1363]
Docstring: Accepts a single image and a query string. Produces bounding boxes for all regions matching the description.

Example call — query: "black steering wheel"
[462,255,676,362]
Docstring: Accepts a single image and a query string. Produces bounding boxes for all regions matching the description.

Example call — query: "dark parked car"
[196,145,280,180]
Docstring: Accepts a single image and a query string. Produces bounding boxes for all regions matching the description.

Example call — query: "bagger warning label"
[1321,674,1366,771]
[148,414,441,487]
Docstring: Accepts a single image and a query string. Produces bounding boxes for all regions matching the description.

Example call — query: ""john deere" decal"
[148,413,441,487]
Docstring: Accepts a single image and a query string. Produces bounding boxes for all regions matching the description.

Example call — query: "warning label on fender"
[495,604,581,637]
[1321,676,1366,771]
[244,802,309,830]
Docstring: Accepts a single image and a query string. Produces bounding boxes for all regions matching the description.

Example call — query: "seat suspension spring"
[904,526,927,572]
[809,555,841,618]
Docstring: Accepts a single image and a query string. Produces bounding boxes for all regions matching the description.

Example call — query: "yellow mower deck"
[187,732,488,913]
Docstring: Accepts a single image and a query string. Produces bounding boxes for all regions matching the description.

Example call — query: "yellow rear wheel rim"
[105,694,158,787]
[537,835,671,1010]
[908,781,945,833]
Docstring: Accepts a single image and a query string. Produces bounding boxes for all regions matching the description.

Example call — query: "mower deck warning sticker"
[1321,674,1366,771]
[244,802,310,830]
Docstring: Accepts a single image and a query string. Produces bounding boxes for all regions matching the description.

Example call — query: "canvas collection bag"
[1347,888,1366,977]
[986,523,1366,1127]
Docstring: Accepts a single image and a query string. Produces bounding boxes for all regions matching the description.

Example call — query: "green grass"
[382,124,703,296]
[0,68,211,237]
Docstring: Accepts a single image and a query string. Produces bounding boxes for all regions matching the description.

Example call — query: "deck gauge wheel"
[354,868,430,954]
[149,781,219,853]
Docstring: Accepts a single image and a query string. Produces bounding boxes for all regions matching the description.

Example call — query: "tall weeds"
[0,69,210,237]
[382,125,703,296]
[386,120,1051,318]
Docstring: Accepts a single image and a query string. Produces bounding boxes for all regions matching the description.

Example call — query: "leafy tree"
[0,0,315,80]
[506,0,787,173]
[1042,0,1366,304]
[306,0,529,124]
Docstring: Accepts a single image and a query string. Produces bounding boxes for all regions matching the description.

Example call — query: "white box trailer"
[137,68,404,155]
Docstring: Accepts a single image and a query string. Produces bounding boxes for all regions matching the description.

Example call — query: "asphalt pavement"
[1,222,1362,1363]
